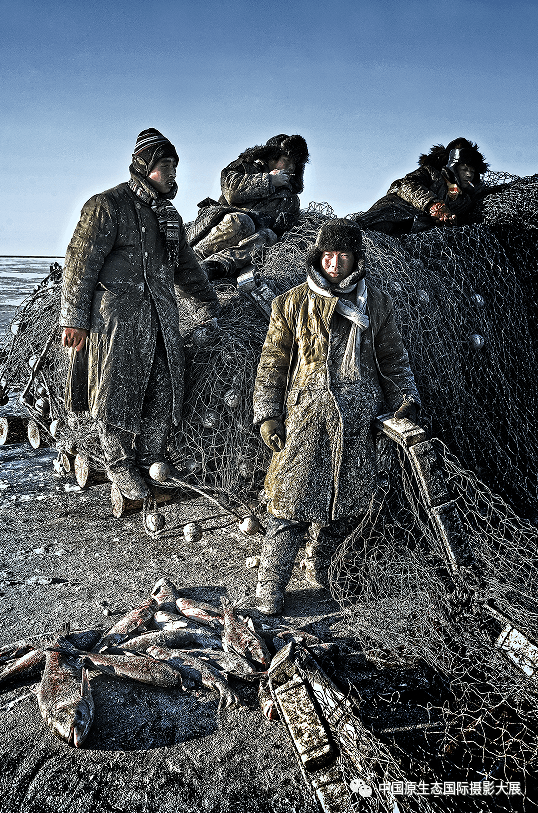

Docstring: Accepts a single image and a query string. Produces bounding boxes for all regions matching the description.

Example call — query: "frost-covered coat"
[61,182,219,433]
[253,280,420,523]
[219,158,301,231]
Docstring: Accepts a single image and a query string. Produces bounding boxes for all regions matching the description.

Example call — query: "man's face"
[457,163,475,188]
[267,154,296,173]
[147,157,177,194]
[320,251,355,283]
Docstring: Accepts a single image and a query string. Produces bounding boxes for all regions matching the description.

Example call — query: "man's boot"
[98,422,149,501]
[256,519,307,615]
[301,518,359,590]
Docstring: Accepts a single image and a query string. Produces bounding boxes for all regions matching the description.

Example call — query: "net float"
[202,409,219,429]
[49,419,62,438]
[223,388,241,409]
[145,513,165,533]
[149,461,171,483]
[239,516,261,535]
[183,522,203,542]
[469,333,485,350]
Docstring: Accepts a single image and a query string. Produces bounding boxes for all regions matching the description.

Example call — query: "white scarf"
[307,269,369,378]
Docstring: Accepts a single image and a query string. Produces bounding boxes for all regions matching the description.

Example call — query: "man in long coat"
[188,134,309,279]
[253,219,420,614]
[355,137,488,235]
[61,129,219,500]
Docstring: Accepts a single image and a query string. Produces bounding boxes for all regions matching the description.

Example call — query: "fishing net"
[2,174,538,807]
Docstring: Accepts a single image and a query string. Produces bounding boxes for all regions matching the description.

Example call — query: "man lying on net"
[355,137,489,235]
[252,219,420,615]
[188,134,309,280]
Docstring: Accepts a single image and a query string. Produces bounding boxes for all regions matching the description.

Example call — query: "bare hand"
[269,170,291,189]
[62,327,88,352]
[429,201,457,225]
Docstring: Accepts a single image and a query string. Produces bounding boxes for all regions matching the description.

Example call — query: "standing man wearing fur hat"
[253,219,420,615]
[188,134,309,279]
[356,137,489,235]
[61,129,219,500]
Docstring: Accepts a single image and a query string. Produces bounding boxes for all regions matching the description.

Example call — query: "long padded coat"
[253,280,420,524]
[61,182,219,433]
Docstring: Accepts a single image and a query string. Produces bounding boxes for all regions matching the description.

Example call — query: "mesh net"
[2,174,538,806]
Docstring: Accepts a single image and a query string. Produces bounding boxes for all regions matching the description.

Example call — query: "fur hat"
[306,219,363,270]
[232,134,310,194]
[418,137,488,179]
[264,134,310,166]
[132,129,179,177]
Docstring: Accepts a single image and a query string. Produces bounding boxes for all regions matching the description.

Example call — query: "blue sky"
[1,0,537,255]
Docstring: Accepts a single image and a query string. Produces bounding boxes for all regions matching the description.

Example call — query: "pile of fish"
[0,577,335,748]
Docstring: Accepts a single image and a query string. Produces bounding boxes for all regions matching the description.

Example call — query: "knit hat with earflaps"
[306,219,364,271]
[132,129,179,177]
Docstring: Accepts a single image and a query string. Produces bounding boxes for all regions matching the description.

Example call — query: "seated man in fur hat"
[355,137,488,235]
[253,219,420,615]
[61,129,219,501]
[188,134,309,279]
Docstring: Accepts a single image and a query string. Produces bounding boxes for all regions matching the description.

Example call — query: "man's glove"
[394,400,419,424]
[260,419,286,452]
[429,201,457,225]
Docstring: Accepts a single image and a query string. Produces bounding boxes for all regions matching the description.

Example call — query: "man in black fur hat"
[356,137,489,235]
[61,129,219,501]
[252,219,420,614]
[188,134,309,279]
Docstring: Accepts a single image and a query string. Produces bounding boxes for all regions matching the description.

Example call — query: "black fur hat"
[232,134,310,193]
[418,137,488,179]
[264,134,310,166]
[306,219,363,270]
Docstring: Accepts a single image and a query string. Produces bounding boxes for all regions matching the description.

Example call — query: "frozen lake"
[0,257,63,335]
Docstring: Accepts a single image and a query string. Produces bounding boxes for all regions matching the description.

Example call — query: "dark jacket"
[253,279,420,523]
[61,182,218,432]
[363,165,485,233]
[219,158,301,233]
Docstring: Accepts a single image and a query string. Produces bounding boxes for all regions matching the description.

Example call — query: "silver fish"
[0,647,45,686]
[147,645,239,709]
[150,577,182,613]
[82,651,184,689]
[98,600,155,651]
[175,598,224,631]
[37,651,94,748]
[121,627,223,653]
[151,610,189,631]
[221,601,271,669]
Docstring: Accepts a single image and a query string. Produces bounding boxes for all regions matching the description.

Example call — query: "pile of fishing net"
[3,172,538,805]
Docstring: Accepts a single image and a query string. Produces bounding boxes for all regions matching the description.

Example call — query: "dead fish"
[151,610,189,631]
[37,651,94,748]
[273,626,338,658]
[82,651,184,689]
[175,598,224,630]
[98,600,155,651]
[170,647,260,680]
[150,577,182,613]
[0,623,72,664]
[221,601,271,669]
[0,647,45,686]
[121,627,223,653]
[147,645,239,709]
